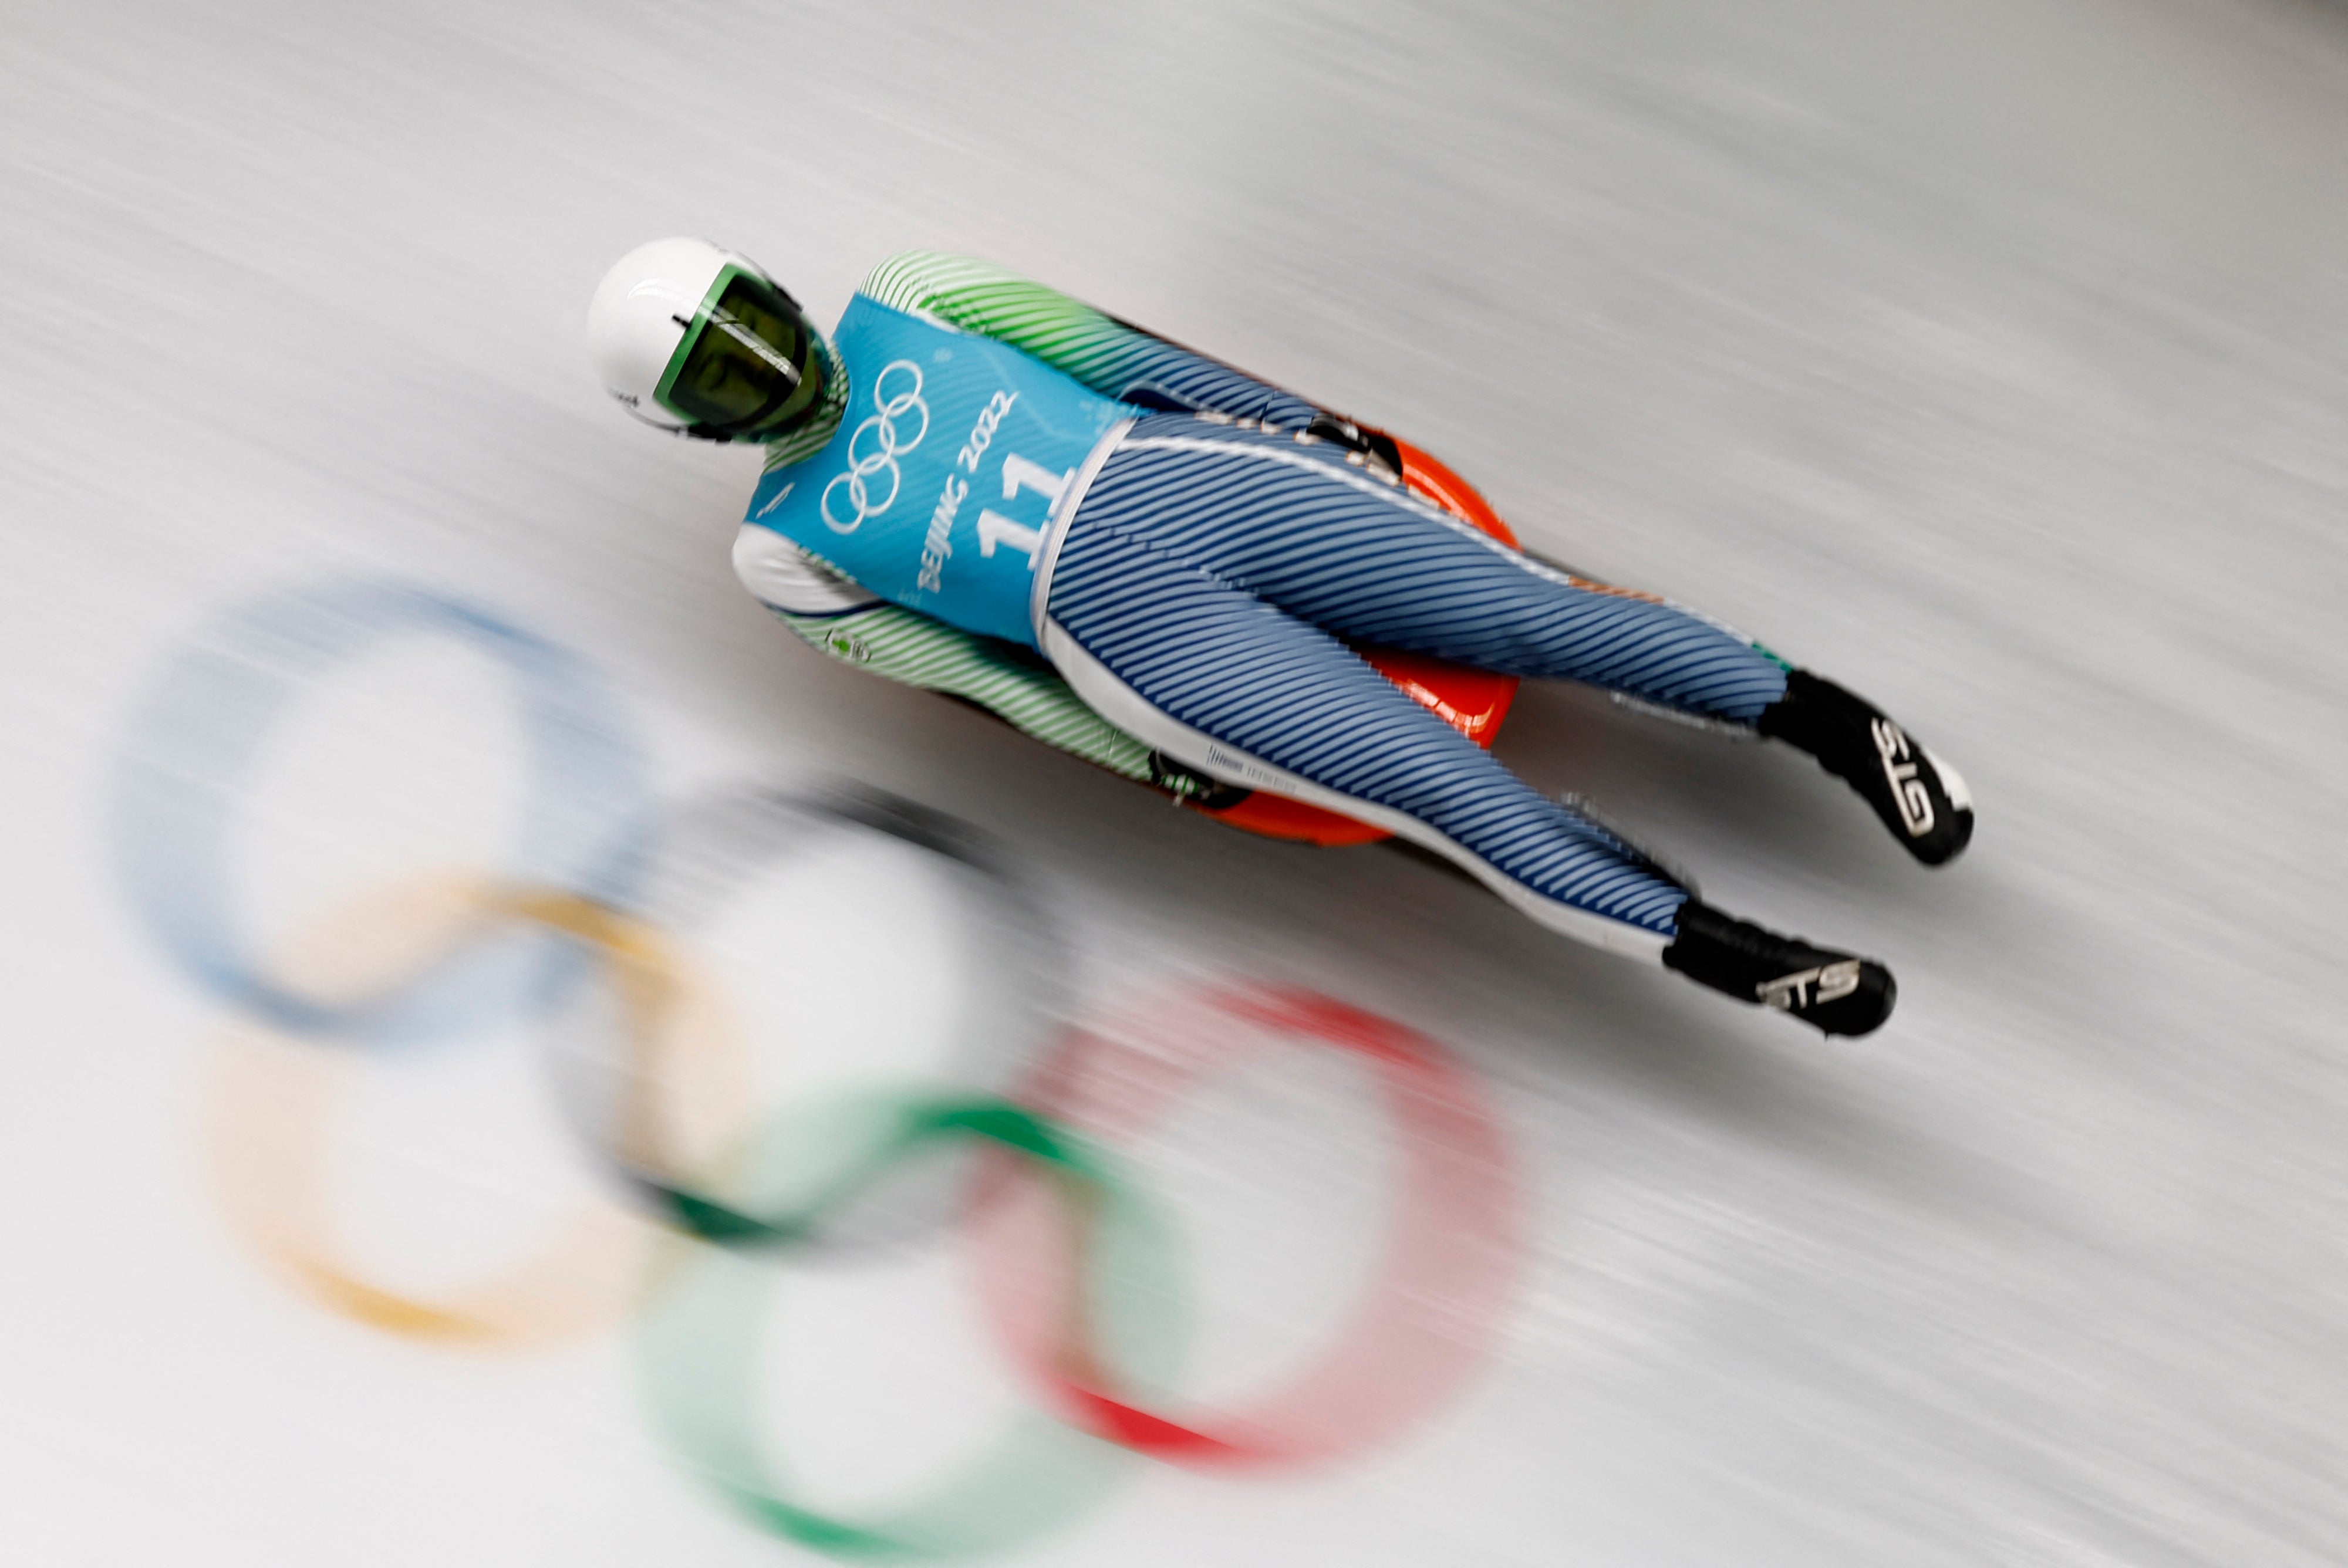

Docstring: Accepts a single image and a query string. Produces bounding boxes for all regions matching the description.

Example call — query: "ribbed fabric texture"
[1077,419,1790,718]
[768,603,1174,788]
[779,255,1794,938]
[1046,417,1793,937]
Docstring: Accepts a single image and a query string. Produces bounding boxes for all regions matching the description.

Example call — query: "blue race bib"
[743,296,1135,647]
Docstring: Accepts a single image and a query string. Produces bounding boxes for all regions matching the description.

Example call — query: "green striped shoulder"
[859,251,1033,315]
[856,250,1141,396]
[770,600,1177,787]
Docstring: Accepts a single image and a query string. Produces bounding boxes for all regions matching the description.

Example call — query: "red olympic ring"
[966,982,1527,1472]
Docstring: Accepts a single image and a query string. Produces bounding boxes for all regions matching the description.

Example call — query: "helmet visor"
[656,266,829,441]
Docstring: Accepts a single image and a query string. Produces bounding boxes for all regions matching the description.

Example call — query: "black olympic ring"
[542,782,1076,1256]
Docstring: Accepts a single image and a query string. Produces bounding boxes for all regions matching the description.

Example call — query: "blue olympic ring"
[112,579,652,1043]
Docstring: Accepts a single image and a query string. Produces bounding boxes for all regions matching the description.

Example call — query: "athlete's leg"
[1069,417,1972,863]
[1041,508,1894,1035]
[1077,418,1788,718]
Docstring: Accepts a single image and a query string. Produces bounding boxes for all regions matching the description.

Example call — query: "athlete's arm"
[733,527,1217,799]
[858,252,1394,467]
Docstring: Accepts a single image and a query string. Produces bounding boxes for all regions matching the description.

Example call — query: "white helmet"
[585,237,832,442]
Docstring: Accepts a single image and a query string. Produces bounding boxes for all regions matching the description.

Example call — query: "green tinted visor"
[655,265,830,442]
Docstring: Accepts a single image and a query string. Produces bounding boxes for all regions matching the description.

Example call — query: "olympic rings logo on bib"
[821,359,929,533]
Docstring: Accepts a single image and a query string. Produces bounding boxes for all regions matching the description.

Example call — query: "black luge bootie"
[1663,899,1896,1036]
[1755,670,1973,866]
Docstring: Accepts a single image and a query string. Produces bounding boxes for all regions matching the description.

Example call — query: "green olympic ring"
[636,1087,1188,1559]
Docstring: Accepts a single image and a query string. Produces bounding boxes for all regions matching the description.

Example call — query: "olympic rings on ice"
[120,575,1533,1560]
[112,580,649,1042]
[822,359,928,533]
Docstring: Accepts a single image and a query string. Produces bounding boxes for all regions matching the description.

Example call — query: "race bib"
[743,296,1133,648]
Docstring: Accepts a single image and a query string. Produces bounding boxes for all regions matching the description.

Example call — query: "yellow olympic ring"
[200,871,754,1349]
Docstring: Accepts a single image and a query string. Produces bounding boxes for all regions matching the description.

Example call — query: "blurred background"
[5,0,2347,1562]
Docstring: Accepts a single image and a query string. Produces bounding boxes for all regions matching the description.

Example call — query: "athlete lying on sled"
[586,240,1973,1036]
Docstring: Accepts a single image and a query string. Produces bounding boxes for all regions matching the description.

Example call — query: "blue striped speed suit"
[746,254,1803,965]
[1035,411,1791,962]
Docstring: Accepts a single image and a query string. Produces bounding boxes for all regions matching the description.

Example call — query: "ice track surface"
[5,1,2348,1563]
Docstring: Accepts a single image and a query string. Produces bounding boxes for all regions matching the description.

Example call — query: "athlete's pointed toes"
[1756,671,1974,868]
[1910,746,1975,866]
[1810,960,1896,1036]
[1910,800,1974,866]
[1662,900,1898,1036]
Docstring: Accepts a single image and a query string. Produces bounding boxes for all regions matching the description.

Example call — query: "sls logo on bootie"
[1872,718,1935,837]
